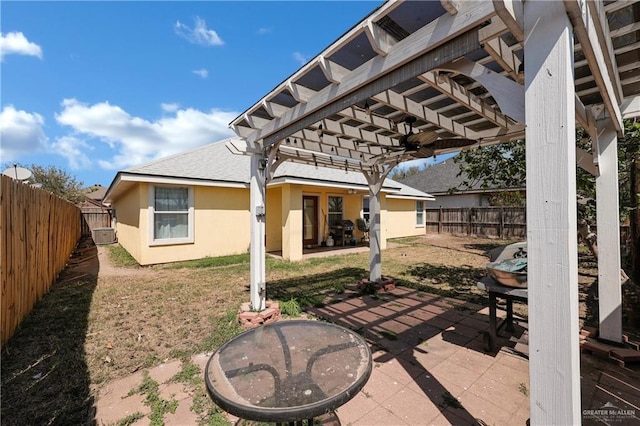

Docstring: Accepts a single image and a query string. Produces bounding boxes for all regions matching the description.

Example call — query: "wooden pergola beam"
[565,0,623,133]
[241,1,495,146]
[420,71,513,128]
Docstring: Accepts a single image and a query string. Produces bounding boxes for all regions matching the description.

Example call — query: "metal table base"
[477,277,528,352]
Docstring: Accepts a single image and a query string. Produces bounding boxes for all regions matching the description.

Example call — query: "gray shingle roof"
[395,157,523,195]
[395,159,472,194]
[118,138,433,199]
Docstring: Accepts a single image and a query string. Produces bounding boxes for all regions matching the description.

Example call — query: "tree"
[453,119,640,273]
[453,119,639,220]
[453,138,526,191]
[3,163,86,204]
[30,165,86,203]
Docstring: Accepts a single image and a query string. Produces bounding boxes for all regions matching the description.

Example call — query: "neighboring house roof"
[104,138,434,203]
[78,198,109,212]
[395,157,524,195]
[84,185,107,201]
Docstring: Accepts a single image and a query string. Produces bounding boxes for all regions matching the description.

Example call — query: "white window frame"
[416,200,425,227]
[327,195,344,227]
[361,196,370,221]
[148,185,194,246]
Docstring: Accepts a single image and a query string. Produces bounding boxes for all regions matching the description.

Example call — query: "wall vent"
[92,227,117,245]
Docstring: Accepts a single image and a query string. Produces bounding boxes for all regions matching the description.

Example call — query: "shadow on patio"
[306,284,529,425]
[265,266,529,424]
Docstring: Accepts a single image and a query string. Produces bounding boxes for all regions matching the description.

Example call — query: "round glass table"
[205,320,372,423]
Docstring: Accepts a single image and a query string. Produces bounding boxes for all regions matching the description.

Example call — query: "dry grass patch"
[86,266,247,387]
[2,233,605,425]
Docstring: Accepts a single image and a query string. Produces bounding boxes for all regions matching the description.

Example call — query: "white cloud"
[192,68,208,79]
[0,105,47,161]
[0,32,43,61]
[175,17,224,46]
[50,136,92,169]
[55,98,237,170]
[161,102,180,112]
[293,51,309,66]
[257,27,271,35]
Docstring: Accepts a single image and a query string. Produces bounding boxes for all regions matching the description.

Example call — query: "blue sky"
[2,1,446,188]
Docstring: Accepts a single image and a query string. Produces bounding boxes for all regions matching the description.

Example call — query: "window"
[328,196,343,227]
[149,186,194,245]
[416,200,424,226]
[362,197,370,221]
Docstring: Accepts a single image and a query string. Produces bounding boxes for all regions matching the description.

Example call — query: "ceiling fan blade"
[430,138,477,150]
[409,138,477,159]
[405,131,439,145]
[410,147,435,158]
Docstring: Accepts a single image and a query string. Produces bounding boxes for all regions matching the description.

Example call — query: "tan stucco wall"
[344,192,364,241]
[112,181,425,265]
[113,184,144,262]
[117,184,251,265]
[386,198,426,239]
[282,185,303,261]
[299,186,364,242]
[265,187,282,252]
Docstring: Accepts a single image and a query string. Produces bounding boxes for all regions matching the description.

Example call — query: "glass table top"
[205,320,372,423]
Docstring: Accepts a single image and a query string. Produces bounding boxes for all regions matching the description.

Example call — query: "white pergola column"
[250,153,266,311]
[525,1,581,424]
[596,118,623,343]
[364,172,385,282]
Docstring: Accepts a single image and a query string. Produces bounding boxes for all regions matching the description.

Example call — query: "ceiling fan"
[367,116,478,159]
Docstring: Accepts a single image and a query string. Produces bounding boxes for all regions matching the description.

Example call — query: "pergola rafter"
[226,2,640,423]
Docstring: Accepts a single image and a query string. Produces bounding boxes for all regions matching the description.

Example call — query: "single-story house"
[103,138,434,265]
[395,157,524,208]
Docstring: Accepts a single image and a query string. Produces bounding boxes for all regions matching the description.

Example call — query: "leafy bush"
[280,298,302,317]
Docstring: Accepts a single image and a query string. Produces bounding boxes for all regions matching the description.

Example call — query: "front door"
[303,195,318,246]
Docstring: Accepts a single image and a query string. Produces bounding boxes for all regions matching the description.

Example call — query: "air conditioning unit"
[92,227,117,245]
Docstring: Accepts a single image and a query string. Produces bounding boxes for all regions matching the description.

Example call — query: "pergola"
[228,1,640,424]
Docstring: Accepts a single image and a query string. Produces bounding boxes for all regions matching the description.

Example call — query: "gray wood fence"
[80,210,111,236]
[425,207,527,239]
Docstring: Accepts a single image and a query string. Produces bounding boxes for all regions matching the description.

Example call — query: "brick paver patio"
[94,285,640,425]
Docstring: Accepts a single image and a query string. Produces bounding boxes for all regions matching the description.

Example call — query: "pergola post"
[249,153,267,311]
[525,1,581,424]
[364,171,385,282]
[596,118,623,343]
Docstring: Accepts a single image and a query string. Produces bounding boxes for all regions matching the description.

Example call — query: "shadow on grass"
[401,263,489,306]
[266,267,369,308]
[583,276,640,334]
[463,241,513,255]
[425,238,518,260]
[1,237,98,426]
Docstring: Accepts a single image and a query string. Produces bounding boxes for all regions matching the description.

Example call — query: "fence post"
[468,208,472,235]
[438,207,443,234]
[499,207,505,238]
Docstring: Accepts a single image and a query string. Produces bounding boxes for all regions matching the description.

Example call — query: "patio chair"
[356,218,369,242]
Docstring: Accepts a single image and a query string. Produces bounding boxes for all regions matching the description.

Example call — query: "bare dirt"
[95,245,153,277]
